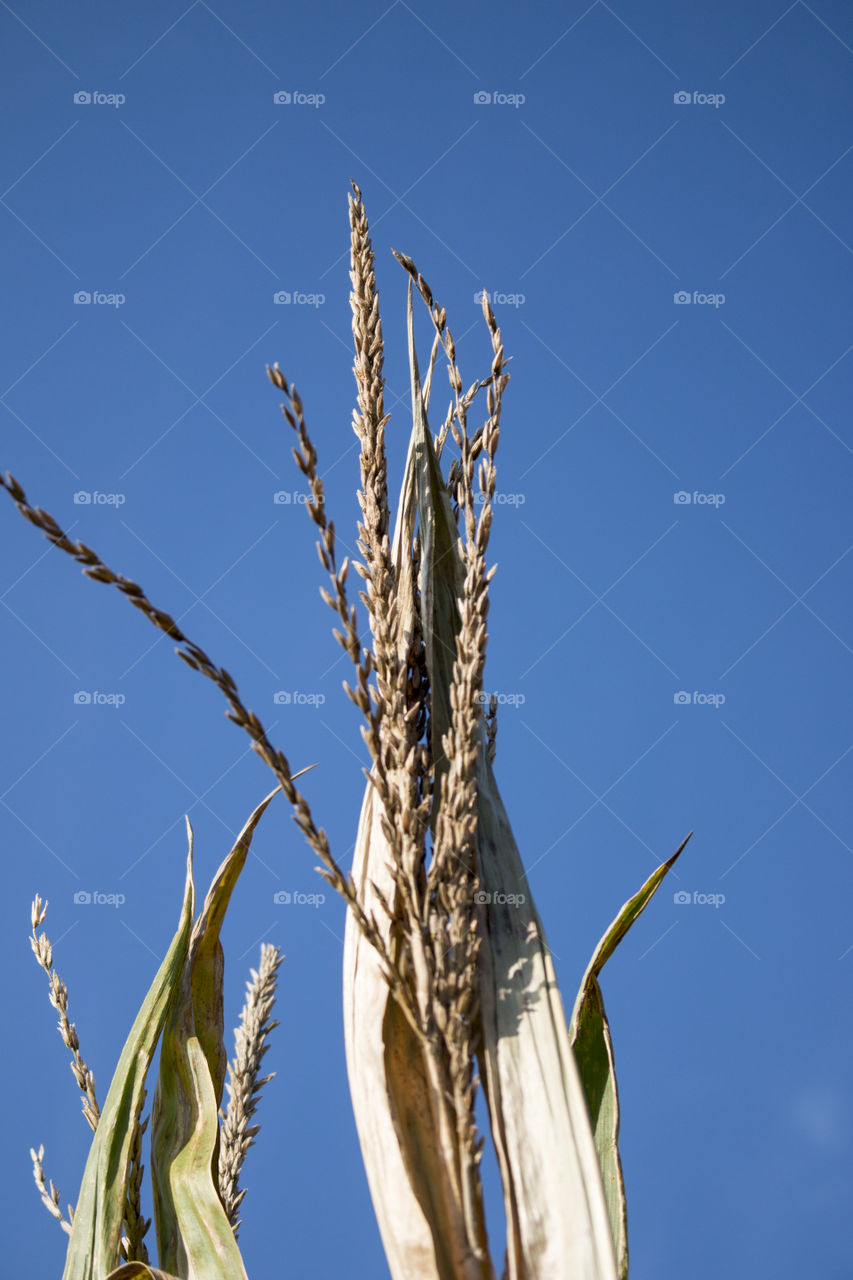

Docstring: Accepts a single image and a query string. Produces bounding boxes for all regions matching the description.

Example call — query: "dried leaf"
[344,312,493,1276]
[405,280,617,1280]
[343,784,442,1279]
[473,757,618,1280]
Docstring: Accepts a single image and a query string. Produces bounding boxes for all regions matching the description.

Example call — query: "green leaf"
[154,1012,248,1280]
[569,834,692,1279]
[152,789,282,1280]
[61,856,194,1280]
[188,785,283,1109]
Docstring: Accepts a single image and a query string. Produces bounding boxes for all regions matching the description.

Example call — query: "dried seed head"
[31,895,47,931]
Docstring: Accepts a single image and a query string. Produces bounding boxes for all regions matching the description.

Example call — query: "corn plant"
[8,183,689,1279]
[28,788,295,1280]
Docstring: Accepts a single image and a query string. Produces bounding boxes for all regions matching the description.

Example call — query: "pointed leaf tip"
[569,837,692,1279]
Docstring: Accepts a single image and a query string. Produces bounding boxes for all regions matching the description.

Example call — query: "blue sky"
[1,2,851,1277]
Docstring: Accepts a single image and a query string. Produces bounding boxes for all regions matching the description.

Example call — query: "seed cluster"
[5,182,509,1279]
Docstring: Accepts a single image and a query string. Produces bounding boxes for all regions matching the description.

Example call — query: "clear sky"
[1,2,851,1278]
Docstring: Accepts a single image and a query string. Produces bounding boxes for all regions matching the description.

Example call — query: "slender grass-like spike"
[218,942,283,1234]
[343,272,494,1280]
[343,422,476,1278]
[29,895,100,1132]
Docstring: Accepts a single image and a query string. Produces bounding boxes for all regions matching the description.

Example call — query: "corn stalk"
[53,786,288,1280]
[5,181,691,1280]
